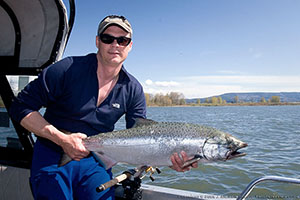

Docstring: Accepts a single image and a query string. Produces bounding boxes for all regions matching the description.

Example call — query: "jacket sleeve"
[9,58,71,123]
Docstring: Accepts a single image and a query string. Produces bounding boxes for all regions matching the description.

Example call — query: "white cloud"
[143,79,181,96]
[145,79,153,85]
[144,79,179,87]
[142,75,300,99]
[155,81,179,87]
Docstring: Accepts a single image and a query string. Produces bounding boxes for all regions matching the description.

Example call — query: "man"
[10,15,196,200]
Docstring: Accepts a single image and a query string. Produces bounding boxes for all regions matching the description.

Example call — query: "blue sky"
[63,0,300,98]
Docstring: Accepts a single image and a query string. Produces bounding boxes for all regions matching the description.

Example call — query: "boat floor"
[1,165,233,200]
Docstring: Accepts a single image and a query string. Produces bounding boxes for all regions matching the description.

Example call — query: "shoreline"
[2,101,300,109]
[147,102,300,107]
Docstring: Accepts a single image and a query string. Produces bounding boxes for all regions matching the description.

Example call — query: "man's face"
[96,25,132,67]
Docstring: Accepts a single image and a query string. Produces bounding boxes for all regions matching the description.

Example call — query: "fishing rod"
[96,157,199,194]
[96,166,161,195]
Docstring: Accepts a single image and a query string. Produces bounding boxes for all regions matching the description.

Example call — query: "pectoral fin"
[92,152,117,170]
[58,152,117,170]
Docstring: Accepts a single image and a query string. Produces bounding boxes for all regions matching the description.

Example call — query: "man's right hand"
[20,111,90,161]
[60,133,90,161]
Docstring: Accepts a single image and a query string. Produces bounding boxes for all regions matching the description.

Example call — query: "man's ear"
[127,41,133,52]
[96,36,100,48]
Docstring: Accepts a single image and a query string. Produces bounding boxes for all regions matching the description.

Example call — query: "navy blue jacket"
[10,53,146,178]
[10,53,146,136]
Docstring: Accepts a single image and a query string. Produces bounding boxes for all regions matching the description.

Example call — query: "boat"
[1,0,299,199]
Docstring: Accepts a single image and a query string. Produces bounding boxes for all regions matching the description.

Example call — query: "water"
[113,106,300,199]
[1,106,300,198]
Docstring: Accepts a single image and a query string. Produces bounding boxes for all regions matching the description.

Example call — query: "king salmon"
[60,119,247,169]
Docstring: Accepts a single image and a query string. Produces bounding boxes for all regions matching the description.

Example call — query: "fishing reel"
[138,166,161,181]
[96,166,161,200]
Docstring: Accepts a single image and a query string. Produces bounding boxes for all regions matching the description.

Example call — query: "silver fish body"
[81,119,247,169]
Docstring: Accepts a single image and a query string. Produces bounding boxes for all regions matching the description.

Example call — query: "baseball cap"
[97,15,132,37]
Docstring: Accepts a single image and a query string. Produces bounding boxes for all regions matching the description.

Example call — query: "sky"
[62,0,300,99]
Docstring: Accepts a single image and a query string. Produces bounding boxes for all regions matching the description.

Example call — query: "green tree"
[154,93,172,106]
[217,97,223,104]
[260,97,267,103]
[144,93,151,106]
[179,98,186,105]
[167,92,185,105]
[234,96,239,103]
[211,97,218,104]
[205,98,210,103]
[270,96,280,103]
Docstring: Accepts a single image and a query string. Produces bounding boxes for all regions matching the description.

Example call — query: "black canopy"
[0,0,75,168]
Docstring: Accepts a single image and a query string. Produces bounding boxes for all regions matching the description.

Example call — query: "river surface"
[113,106,300,199]
[1,106,300,199]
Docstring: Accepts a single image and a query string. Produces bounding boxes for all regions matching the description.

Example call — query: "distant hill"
[187,92,300,103]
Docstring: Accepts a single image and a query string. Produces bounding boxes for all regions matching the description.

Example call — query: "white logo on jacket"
[112,103,120,109]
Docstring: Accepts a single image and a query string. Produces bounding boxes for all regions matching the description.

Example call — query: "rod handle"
[96,173,129,192]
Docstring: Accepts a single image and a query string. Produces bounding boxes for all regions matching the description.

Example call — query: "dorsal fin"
[133,118,158,128]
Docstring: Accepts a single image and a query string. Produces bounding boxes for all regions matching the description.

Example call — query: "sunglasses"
[99,34,131,46]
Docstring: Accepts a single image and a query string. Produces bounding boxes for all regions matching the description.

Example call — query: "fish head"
[202,131,247,161]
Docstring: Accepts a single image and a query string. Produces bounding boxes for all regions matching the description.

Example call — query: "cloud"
[155,81,179,87]
[143,79,181,96]
[142,75,300,99]
[145,79,153,85]
[145,79,179,87]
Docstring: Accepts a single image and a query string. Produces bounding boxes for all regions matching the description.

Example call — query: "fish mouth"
[226,142,248,160]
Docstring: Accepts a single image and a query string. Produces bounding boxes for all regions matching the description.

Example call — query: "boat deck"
[0,165,235,200]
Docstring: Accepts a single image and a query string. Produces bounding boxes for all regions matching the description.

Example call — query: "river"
[1,106,300,199]
[113,106,300,199]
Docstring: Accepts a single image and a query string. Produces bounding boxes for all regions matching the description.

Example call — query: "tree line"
[202,95,281,104]
[144,92,283,106]
[145,92,186,106]
[0,93,288,108]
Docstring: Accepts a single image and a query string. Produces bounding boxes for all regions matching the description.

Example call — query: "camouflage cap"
[97,15,132,37]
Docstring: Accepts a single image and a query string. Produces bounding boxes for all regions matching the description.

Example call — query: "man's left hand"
[170,151,198,172]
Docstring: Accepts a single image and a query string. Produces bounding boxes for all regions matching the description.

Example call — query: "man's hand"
[170,151,198,172]
[60,133,90,161]
[19,112,90,161]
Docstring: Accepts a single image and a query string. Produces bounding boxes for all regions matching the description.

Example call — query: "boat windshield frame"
[0,0,75,168]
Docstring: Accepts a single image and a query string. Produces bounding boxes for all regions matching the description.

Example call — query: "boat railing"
[237,176,300,200]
